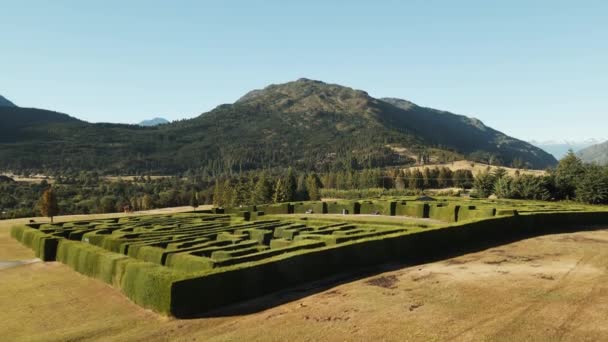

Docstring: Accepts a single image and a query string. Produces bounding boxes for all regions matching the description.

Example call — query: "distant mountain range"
[138,117,169,126]
[0,95,17,107]
[578,140,608,165]
[0,79,557,174]
[529,139,602,159]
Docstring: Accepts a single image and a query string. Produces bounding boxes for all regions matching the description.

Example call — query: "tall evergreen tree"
[306,173,322,200]
[284,168,297,201]
[213,179,223,206]
[39,187,59,223]
[273,178,288,203]
[252,172,273,204]
[190,191,199,209]
[296,174,309,200]
[554,151,585,200]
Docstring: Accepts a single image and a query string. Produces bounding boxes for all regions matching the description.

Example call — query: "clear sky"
[1,0,607,141]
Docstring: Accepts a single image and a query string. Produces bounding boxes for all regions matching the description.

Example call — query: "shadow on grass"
[181,224,608,319]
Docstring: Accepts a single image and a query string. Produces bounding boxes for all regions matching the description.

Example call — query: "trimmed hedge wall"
[256,203,292,215]
[429,204,460,222]
[326,201,360,215]
[394,202,428,218]
[458,206,496,222]
[358,201,396,216]
[169,211,608,316]
[292,202,327,214]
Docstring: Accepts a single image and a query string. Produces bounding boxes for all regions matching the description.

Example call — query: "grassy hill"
[0,79,556,174]
[578,140,608,165]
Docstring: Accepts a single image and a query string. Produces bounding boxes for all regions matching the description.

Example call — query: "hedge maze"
[11,198,608,316]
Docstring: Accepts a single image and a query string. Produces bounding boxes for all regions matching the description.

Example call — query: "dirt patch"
[0,259,40,270]
[365,275,399,289]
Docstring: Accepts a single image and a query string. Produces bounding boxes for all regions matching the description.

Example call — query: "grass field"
[3,211,608,341]
[404,160,547,176]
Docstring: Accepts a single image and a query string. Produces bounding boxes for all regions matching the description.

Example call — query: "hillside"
[578,140,608,165]
[0,79,557,174]
[0,95,16,107]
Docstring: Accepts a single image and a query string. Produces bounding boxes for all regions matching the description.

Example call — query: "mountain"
[0,95,17,107]
[138,117,169,126]
[0,106,83,143]
[530,139,600,160]
[578,140,608,165]
[0,79,557,174]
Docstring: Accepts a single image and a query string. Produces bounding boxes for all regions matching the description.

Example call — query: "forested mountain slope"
[0,79,556,174]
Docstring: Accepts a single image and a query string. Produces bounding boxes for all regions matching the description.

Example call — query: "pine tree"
[296,174,309,200]
[422,167,431,189]
[554,151,585,200]
[190,191,199,209]
[213,179,223,207]
[273,178,288,203]
[39,187,59,223]
[252,172,273,204]
[284,168,297,201]
[306,173,322,200]
[223,179,234,207]
[394,170,405,190]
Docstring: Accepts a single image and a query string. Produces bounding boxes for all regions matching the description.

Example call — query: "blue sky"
[1,0,607,141]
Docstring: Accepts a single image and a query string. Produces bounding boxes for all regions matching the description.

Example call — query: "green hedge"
[358,201,396,216]
[255,203,292,215]
[429,204,460,222]
[165,253,215,273]
[170,211,608,316]
[292,202,327,214]
[458,206,496,222]
[223,206,257,215]
[326,201,360,215]
[394,202,428,218]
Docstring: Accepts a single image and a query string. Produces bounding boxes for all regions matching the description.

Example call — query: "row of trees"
[3,152,608,221]
[473,152,608,204]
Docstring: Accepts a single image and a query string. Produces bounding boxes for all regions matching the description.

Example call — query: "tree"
[409,169,424,190]
[512,174,551,200]
[273,178,288,203]
[422,167,431,189]
[39,187,59,223]
[296,174,309,200]
[554,151,585,200]
[493,167,508,179]
[306,173,322,200]
[453,169,474,189]
[394,171,405,190]
[473,171,495,198]
[494,176,514,199]
[190,191,199,210]
[252,172,273,204]
[576,165,608,204]
[284,168,297,201]
[141,194,154,210]
[213,179,223,206]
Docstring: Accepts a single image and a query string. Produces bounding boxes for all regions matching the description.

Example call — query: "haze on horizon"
[1,0,606,142]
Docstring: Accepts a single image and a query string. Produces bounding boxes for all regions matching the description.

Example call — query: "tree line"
[472,152,608,204]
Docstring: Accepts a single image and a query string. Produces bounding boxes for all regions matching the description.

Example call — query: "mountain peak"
[0,95,17,107]
[235,78,373,114]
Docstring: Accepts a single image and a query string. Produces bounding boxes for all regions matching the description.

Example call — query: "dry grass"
[2,212,608,341]
[404,160,547,177]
